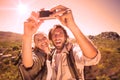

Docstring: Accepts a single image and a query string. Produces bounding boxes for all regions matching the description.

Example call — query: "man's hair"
[48,24,69,40]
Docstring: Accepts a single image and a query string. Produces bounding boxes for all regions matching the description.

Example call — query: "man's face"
[51,28,66,50]
[34,34,49,52]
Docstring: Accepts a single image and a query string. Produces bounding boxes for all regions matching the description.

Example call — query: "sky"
[0,0,120,37]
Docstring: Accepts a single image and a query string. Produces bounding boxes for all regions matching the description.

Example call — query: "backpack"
[66,44,82,80]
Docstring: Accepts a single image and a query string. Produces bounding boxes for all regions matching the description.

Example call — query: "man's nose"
[54,34,60,39]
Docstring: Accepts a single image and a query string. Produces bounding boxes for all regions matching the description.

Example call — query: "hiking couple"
[20,5,101,80]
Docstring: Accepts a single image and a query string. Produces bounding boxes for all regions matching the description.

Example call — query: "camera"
[39,9,70,20]
[39,10,54,19]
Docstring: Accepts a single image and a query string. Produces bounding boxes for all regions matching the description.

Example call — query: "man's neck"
[56,49,62,54]
[56,44,65,54]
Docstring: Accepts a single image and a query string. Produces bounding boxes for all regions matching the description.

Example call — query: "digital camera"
[39,10,54,19]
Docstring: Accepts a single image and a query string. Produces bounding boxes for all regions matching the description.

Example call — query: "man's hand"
[50,5,75,28]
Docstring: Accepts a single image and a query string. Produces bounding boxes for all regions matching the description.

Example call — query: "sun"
[17,3,28,15]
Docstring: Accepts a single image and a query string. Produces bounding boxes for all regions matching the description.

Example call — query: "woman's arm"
[22,12,43,68]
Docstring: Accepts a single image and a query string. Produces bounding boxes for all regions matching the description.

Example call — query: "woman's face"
[34,33,49,52]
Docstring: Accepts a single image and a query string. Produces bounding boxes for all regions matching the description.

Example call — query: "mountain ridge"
[0,31,120,41]
[0,31,22,42]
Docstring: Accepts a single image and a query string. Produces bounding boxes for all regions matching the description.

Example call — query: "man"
[48,5,101,80]
[20,12,52,80]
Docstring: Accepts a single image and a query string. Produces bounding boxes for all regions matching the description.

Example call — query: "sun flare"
[17,3,28,15]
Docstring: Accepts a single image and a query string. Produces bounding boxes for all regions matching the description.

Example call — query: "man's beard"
[53,41,66,52]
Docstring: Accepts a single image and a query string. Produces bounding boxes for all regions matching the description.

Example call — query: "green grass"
[0,36,120,80]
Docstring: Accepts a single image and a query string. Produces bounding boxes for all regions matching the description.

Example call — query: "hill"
[89,31,120,40]
[0,31,120,80]
[85,32,120,79]
[0,31,22,42]
[0,31,22,54]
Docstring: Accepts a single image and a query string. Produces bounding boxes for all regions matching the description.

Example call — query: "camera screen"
[39,10,53,17]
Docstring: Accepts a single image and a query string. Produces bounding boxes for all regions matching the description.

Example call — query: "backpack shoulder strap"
[47,48,55,61]
[67,47,82,80]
